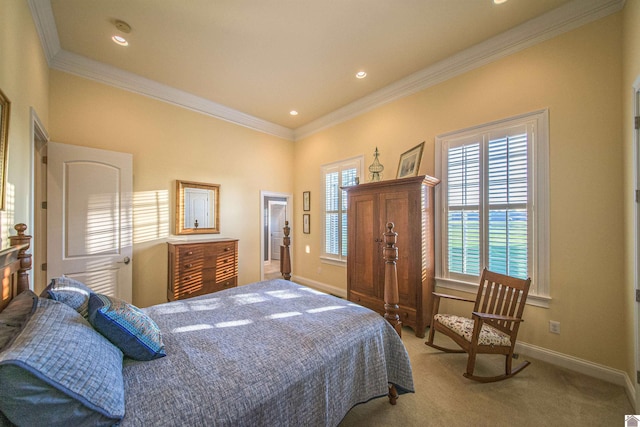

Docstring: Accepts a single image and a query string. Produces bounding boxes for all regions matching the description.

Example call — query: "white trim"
[27,0,60,66]
[435,278,551,309]
[435,110,550,298]
[28,0,624,142]
[28,107,48,229]
[259,191,293,281]
[320,155,364,262]
[295,0,624,140]
[292,275,347,299]
[28,108,49,291]
[260,274,637,408]
[266,200,287,262]
[51,50,295,141]
[27,1,293,141]
[516,341,635,408]
[319,256,347,267]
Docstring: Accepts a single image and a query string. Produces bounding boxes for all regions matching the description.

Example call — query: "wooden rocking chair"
[425,268,531,383]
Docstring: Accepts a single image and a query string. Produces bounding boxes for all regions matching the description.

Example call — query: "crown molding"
[28,0,295,141]
[29,0,623,142]
[50,50,295,140]
[27,0,60,66]
[294,0,624,140]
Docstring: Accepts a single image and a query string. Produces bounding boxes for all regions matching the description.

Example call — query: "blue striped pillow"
[88,294,166,361]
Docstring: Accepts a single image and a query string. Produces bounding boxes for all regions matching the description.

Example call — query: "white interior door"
[260,192,292,281]
[47,142,133,301]
[269,201,286,261]
[185,188,210,229]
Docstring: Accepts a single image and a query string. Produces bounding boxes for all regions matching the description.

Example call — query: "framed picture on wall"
[303,214,310,234]
[303,191,310,211]
[396,142,425,179]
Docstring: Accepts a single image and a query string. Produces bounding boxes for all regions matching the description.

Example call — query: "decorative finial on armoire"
[368,147,384,182]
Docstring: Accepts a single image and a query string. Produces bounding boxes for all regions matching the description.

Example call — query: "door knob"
[118,256,131,265]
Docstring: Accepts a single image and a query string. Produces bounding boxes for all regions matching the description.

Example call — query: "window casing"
[435,110,549,306]
[321,156,363,263]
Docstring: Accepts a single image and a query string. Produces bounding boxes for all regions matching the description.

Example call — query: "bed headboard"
[0,224,32,312]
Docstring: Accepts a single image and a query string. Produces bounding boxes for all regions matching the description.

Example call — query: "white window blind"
[436,110,549,302]
[322,156,363,262]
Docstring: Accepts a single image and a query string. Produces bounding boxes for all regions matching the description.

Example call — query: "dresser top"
[167,239,238,246]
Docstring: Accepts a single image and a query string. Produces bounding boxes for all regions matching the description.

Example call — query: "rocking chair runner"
[425,268,532,383]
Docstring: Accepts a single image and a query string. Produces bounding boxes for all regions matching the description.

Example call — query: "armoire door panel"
[380,191,414,306]
[349,196,380,298]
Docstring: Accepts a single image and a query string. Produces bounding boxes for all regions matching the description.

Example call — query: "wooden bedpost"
[383,222,402,337]
[8,223,32,294]
[383,222,401,406]
[280,220,291,280]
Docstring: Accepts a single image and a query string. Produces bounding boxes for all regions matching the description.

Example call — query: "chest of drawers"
[167,239,238,301]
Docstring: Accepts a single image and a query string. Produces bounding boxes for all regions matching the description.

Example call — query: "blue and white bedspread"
[121,279,414,426]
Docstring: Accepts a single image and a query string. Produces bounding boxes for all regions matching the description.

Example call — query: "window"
[435,110,549,303]
[321,156,363,262]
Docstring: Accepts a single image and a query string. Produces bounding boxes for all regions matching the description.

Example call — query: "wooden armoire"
[344,175,439,337]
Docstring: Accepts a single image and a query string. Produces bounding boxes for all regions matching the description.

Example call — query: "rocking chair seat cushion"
[434,314,511,347]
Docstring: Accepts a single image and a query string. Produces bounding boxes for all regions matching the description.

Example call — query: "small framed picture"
[303,214,310,234]
[396,142,425,179]
[303,191,310,211]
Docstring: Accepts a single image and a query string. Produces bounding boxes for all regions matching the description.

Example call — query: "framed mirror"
[175,180,220,235]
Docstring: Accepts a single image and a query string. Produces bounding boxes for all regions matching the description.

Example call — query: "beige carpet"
[340,327,633,426]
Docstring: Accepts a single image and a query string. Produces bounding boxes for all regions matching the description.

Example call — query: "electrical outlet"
[549,320,560,334]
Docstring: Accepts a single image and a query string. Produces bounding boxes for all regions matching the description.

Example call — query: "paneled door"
[268,201,286,261]
[47,142,133,301]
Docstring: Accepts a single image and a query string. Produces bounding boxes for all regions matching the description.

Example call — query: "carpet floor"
[339,327,633,427]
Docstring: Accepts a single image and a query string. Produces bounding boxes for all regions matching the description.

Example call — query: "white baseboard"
[292,276,637,410]
[292,275,347,299]
[516,341,636,410]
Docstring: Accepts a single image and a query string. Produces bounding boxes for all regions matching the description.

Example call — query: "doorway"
[31,108,49,292]
[260,192,292,281]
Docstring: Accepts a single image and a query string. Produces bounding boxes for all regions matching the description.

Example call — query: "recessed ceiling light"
[494,0,508,4]
[112,20,131,46]
[112,35,129,46]
[356,71,367,79]
[290,110,299,116]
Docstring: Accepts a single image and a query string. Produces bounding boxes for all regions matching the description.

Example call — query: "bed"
[0,223,414,427]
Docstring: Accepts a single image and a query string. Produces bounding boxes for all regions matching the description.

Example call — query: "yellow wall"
[48,71,294,307]
[1,0,635,382]
[294,14,626,370]
[622,0,640,398]
[0,0,49,242]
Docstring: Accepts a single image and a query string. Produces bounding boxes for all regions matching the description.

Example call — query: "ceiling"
[32,0,621,139]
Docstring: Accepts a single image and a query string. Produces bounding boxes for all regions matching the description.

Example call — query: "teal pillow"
[0,298,124,426]
[41,276,92,319]
[88,293,166,361]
